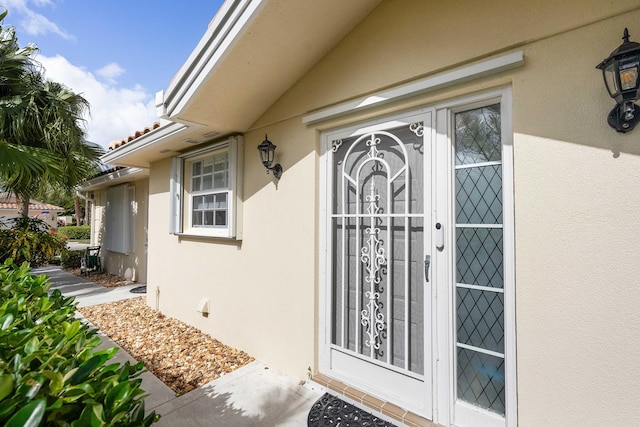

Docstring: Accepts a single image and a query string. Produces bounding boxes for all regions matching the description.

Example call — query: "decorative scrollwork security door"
[326,112,432,416]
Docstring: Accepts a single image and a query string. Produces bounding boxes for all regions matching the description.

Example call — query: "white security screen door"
[323,110,433,416]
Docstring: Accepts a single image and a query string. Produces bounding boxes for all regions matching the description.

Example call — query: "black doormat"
[307,393,398,426]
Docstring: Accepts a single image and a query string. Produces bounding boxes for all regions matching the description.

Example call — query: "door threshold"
[311,373,440,427]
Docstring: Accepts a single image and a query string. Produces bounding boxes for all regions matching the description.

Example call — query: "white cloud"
[97,62,125,84]
[21,9,72,40]
[3,0,73,40]
[3,1,166,151]
[38,54,159,149]
[30,0,54,6]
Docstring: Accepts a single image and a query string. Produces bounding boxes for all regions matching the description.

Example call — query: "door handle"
[424,255,431,282]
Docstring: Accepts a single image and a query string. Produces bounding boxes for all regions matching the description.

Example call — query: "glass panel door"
[454,104,507,422]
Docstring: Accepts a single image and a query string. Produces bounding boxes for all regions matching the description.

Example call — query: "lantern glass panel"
[258,142,274,164]
[261,146,274,165]
[603,63,618,97]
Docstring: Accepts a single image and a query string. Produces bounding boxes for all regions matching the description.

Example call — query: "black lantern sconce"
[257,134,283,179]
[596,28,640,133]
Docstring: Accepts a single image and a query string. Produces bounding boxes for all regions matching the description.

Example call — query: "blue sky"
[2,0,224,147]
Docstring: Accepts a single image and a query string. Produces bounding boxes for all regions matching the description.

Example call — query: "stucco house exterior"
[80,124,166,282]
[0,192,64,229]
[80,164,151,283]
[97,1,640,425]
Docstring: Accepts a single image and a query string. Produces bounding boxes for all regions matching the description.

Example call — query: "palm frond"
[0,12,100,197]
[0,140,46,173]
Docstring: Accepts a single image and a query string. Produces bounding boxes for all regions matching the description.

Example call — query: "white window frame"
[105,183,135,254]
[169,135,243,239]
[189,151,230,229]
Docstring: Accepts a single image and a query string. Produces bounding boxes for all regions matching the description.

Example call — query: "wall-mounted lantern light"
[257,134,283,179]
[596,28,640,133]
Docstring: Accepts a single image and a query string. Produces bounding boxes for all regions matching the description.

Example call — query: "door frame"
[318,86,517,426]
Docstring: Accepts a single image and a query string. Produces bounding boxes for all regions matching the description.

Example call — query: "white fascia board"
[160,0,267,119]
[99,121,189,165]
[79,167,147,191]
[303,50,524,125]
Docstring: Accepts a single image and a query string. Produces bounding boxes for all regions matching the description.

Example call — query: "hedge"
[57,226,91,240]
[0,260,159,426]
[60,250,83,270]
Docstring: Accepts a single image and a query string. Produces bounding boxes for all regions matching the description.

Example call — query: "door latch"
[424,255,431,282]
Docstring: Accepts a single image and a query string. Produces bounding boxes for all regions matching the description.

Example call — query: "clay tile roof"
[108,122,161,151]
[26,202,65,211]
[0,193,64,211]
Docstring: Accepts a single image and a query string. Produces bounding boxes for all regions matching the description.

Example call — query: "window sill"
[173,232,242,244]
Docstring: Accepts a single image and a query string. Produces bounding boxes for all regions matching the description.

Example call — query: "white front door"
[320,90,515,426]
[321,109,434,417]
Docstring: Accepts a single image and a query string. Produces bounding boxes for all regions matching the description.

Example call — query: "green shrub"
[0,218,67,267]
[0,260,159,426]
[57,226,91,240]
[60,250,83,269]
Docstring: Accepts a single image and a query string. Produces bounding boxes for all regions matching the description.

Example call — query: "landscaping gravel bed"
[78,297,254,395]
[66,268,128,287]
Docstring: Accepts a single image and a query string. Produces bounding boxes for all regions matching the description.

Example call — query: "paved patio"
[32,266,324,426]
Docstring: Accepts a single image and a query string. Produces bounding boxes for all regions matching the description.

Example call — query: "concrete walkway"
[32,266,323,426]
[35,266,142,308]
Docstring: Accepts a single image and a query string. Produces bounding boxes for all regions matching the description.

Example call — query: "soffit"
[164,0,382,135]
[99,122,209,168]
[104,0,381,168]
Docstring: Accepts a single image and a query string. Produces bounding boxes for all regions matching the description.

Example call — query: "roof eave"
[156,0,382,134]
[112,0,382,166]
[161,0,265,120]
[99,121,190,167]
[79,167,149,191]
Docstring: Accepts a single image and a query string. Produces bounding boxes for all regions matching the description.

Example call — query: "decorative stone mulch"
[307,393,397,426]
[65,268,128,287]
[78,297,254,395]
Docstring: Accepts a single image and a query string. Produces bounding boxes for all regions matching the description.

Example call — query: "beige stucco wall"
[145,1,640,425]
[147,123,317,375]
[510,14,640,424]
[91,178,149,283]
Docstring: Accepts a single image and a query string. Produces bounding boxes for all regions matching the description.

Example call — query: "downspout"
[75,190,95,244]
[75,189,88,202]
